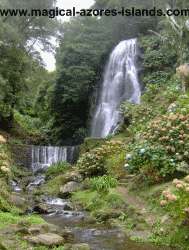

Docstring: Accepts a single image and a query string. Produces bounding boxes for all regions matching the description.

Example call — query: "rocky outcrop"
[59,181,81,198]
[27,233,65,246]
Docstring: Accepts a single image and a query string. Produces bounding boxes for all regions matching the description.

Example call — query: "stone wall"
[7,143,32,169]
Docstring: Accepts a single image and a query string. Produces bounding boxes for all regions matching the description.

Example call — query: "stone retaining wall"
[7,143,32,169]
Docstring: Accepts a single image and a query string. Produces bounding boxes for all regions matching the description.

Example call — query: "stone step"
[117,183,129,187]
[124,175,135,179]
[120,177,134,182]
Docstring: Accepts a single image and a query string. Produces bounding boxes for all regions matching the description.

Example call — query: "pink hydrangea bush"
[160,175,189,225]
[0,135,11,181]
[76,141,125,177]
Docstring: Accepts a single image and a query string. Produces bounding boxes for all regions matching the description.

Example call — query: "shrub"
[125,143,174,181]
[160,175,189,225]
[90,175,118,192]
[0,136,11,182]
[124,111,189,179]
[46,161,70,178]
[106,153,127,179]
[76,141,125,177]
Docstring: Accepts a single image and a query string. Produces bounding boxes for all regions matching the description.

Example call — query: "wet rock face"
[59,181,81,198]
[27,233,65,247]
[63,202,74,211]
[33,203,54,214]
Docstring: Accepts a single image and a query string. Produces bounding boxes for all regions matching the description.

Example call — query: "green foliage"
[119,101,135,118]
[14,109,42,134]
[46,161,70,178]
[126,143,173,181]
[45,175,67,196]
[143,71,170,87]
[72,188,123,212]
[106,153,127,179]
[139,34,177,73]
[0,211,45,226]
[90,175,117,192]
[76,140,125,177]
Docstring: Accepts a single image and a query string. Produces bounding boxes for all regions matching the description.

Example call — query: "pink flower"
[176,184,183,189]
[185,175,189,182]
[171,147,175,152]
[160,200,167,206]
[173,179,179,184]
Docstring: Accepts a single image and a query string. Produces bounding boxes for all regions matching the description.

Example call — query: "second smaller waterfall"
[31,146,75,173]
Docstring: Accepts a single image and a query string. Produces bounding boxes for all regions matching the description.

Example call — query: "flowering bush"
[125,105,157,134]
[160,176,189,225]
[76,141,125,177]
[0,135,10,181]
[129,112,189,179]
[125,143,177,180]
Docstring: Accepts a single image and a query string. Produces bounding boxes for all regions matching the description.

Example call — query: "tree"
[149,13,189,91]
[0,0,60,121]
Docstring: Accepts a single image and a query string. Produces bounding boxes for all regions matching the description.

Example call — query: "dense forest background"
[1,0,189,145]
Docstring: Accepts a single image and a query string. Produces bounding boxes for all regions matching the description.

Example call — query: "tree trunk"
[180,40,185,92]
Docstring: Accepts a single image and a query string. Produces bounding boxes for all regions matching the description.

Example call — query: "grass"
[46,161,71,179]
[0,211,45,227]
[72,188,124,213]
[45,174,67,195]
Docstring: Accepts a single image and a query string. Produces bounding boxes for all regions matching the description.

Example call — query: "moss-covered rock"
[27,233,65,246]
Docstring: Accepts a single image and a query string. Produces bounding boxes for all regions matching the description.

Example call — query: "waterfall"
[90,38,141,138]
[31,146,76,173]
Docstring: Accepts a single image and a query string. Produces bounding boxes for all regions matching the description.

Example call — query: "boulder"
[33,204,48,214]
[65,171,83,183]
[63,202,74,211]
[81,178,91,190]
[15,227,31,235]
[7,194,28,213]
[59,229,74,243]
[59,182,81,198]
[27,233,65,246]
[33,203,54,214]
[93,211,122,221]
[28,223,60,235]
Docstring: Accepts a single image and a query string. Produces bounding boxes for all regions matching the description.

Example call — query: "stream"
[10,175,173,250]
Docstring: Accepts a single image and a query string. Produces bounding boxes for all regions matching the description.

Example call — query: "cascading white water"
[31,146,70,173]
[91,38,141,138]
